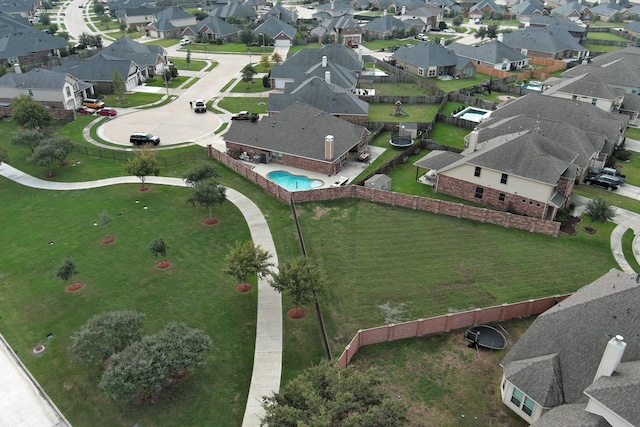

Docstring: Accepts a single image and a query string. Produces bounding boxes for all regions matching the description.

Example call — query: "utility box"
[365,174,391,191]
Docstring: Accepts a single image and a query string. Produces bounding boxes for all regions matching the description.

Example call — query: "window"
[474,166,481,177]
[500,173,508,184]
[475,186,483,199]
[418,68,425,76]
[65,87,71,97]
[499,193,505,202]
[523,397,535,416]
[592,98,597,105]
[428,69,437,77]
[511,387,536,417]
[28,89,33,96]
[271,152,283,161]
[572,95,577,100]
[511,388,523,407]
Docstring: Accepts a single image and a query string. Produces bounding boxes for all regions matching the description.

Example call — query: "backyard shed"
[365,174,391,191]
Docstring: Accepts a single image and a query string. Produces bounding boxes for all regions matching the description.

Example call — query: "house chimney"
[325,71,331,84]
[13,63,21,74]
[466,129,479,153]
[322,55,327,68]
[497,33,504,42]
[594,335,627,380]
[325,135,334,160]
[401,5,406,14]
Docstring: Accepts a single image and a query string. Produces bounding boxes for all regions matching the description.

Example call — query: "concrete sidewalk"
[0,163,282,427]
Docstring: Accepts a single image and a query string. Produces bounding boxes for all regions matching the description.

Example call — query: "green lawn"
[180,43,267,54]
[363,38,418,51]
[622,228,640,272]
[586,32,628,41]
[169,57,210,71]
[144,76,189,88]
[365,82,435,96]
[367,103,440,122]
[434,73,491,93]
[230,78,271,93]
[102,92,164,108]
[217,97,269,114]
[584,43,622,53]
[288,42,322,54]
[428,122,470,150]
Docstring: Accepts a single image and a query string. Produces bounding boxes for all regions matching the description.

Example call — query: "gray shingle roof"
[501,26,586,55]
[500,269,640,408]
[448,40,528,65]
[510,0,545,16]
[362,15,408,33]
[53,54,137,83]
[469,0,504,14]
[413,150,463,170]
[193,16,240,36]
[206,2,257,18]
[254,16,297,40]
[551,1,591,17]
[530,403,609,427]
[392,41,458,69]
[528,14,587,34]
[562,47,640,90]
[282,44,361,71]
[0,67,68,89]
[626,20,640,32]
[583,360,640,426]
[0,26,67,61]
[98,36,164,69]
[544,73,621,101]
[267,76,368,116]
[590,1,626,17]
[224,103,367,162]
[504,353,563,407]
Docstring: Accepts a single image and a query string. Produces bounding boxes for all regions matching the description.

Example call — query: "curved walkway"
[0,163,281,427]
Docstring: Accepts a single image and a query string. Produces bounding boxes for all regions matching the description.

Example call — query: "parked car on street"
[129,132,160,146]
[77,106,95,114]
[231,111,259,121]
[589,167,626,183]
[584,174,620,191]
[179,39,191,46]
[98,107,117,116]
[415,33,428,40]
[193,99,206,113]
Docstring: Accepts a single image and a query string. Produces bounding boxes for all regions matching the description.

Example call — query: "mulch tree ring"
[559,216,582,236]
[59,161,70,167]
[44,172,57,179]
[202,217,219,226]
[583,226,596,234]
[101,236,116,244]
[138,186,149,192]
[287,307,306,319]
[156,260,171,269]
[66,282,84,292]
[236,282,252,292]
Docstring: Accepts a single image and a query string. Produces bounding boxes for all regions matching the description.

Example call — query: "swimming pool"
[453,106,492,123]
[267,171,323,191]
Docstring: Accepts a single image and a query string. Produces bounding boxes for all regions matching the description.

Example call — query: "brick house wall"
[226,142,336,175]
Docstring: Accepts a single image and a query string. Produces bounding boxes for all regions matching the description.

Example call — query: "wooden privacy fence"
[337,294,571,367]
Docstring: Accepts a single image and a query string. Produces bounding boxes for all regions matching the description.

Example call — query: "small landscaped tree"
[486,23,499,40]
[584,197,615,232]
[223,240,273,291]
[259,54,271,71]
[56,259,78,283]
[11,129,45,154]
[475,26,487,41]
[149,238,168,261]
[112,71,125,100]
[183,163,220,186]
[187,178,226,224]
[261,360,408,426]
[239,28,255,46]
[11,94,52,131]
[241,64,257,84]
[271,52,282,64]
[124,147,159,190]
[98,210,113,242]
[269,256,326,317]
[28,136,74,177]
[68,310,145,366]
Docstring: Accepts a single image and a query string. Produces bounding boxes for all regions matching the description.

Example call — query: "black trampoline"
[465,325,507,350]
[389,135,414,148]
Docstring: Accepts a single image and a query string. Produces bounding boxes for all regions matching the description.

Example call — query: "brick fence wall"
[336,294,572,367]
[207,147,561,236]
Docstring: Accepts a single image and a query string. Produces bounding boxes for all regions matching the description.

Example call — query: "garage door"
[274,39,290,47]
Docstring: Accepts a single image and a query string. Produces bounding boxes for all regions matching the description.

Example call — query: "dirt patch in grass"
[236,282,252,292]
[313,206,332,219]
[560,216,582,236]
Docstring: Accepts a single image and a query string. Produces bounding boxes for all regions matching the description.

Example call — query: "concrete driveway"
[97,55,245,147]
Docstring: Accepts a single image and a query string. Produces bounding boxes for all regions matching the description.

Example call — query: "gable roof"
[0,67,75,89]
[562,47,640,89]
[267,76,369,116]
[590,1,626,17]
[551,1,591,17]
[392,41,457,68]
[98,36,164,69]
[626,20,640,32]
[448,40,528,65]
[529,403,609,427]
[264,3,297,24]
[224,103,367,162]
[544,73,623,102]
[0,25,67,61]
[501,269,640,407]
[154,5,193,21]
[528,14,587,34]
[469,0,504,14]
[362,14,408,33]
[281,43,362,71]
[205,2,257,18]
[510,0,546,16]
[583,360,640,426]
[501,26,586,55]
[52,54,137,83]
[192,16,240,36]
[254,16,297,40]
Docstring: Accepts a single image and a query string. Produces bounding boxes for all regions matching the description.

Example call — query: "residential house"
[590,1,626,21]
[543,73,626,113]
[225,103,370,175]
[562,47,640,95]
[267,75,369,122]
[204,2,257,23]
[0,0,38,21]
[448,40,529,72]
[509,0,546,21]
[390,41,476,79]
[270,50,358,89]
[100,36,166,79]
[362,15,409,40]
[181,16,241,43]
[253,17,297,47]
[0,68,92,110]
[550,1,593,21]
[148,6,196,39]
[53,53,142,94]
[115,6,162,32]
[468,0,505,21]
[501,25,588,60]
[262,2,297,25]
[315,0,355,19]
[0,12,67,69]
[311,15,362,45]
[395,5,442,32]
[414,94,628,219]
[625,20,640,37]
[500,269,640,426]
[527,14,587,42]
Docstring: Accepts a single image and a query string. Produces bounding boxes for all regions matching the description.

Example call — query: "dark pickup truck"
[589,167,626,183]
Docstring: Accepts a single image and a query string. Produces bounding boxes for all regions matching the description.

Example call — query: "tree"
[119,22,126,32]
[112,71,125,99]
[10,95,52,130]
[475,26,487,41]
[452,15,463,26]
[187,178,226,221]
[269,256,326,307]
[89,34,103,48]
[0,145,8,164]
[99,322,211,402]
[48,23,58,35]
[183,163,220,186]
[40,13,50,25]
[57,31,70,40]
[11,129,45,154]
[584,197,615,227]
[611,12,624,23]
[124,148,159,190]
[241,64,257,83]
[78,32,93,47]
[259,54,271,71]
[223,240,273,285]
[94,3,105,14]
[98,210,112,237]
[240,28,255,45]
[68,311,145,366]
[186,49,191,69]
[0,64,7,77]
[486,24,499,40]
[149,238,168,260]
[100,14,111,29]
[271,52,282,64]
[56,259,78,282]
[261,360,408,427]
[28,136,74,176]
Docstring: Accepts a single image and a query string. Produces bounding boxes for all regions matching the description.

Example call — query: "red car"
[77,106,95,114]
[98,107,117,117]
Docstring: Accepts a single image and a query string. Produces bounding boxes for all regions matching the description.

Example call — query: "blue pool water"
[267,171,323,191]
